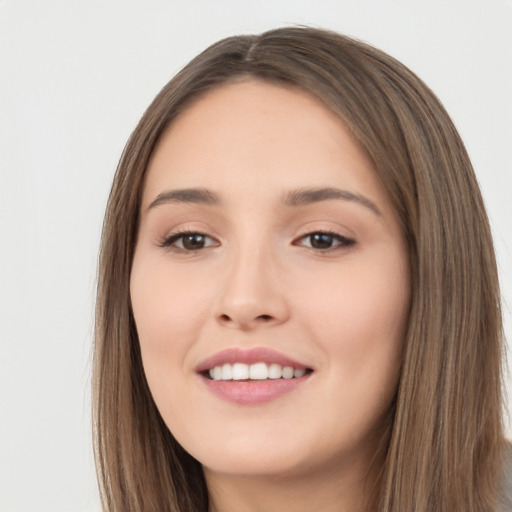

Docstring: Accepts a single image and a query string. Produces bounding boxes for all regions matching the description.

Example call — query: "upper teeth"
[208,362,306,381]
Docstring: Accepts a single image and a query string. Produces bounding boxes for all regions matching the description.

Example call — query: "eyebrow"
[284,187,381,216]
[148,188,219,210]
[147,186,381,216]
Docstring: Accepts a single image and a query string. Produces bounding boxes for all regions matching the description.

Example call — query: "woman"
[93,27,508,511]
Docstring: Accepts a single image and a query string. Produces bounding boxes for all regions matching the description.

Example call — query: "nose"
[213,245,290,331]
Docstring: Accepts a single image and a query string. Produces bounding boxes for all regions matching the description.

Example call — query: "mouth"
[204,362,313,381]
[196,347,314,404]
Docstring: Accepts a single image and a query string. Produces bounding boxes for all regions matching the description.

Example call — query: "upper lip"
[195,347,311,373]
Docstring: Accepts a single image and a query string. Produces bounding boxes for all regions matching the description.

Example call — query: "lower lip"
[201,375,311,404]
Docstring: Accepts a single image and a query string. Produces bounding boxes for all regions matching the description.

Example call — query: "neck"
[205,457,379,512]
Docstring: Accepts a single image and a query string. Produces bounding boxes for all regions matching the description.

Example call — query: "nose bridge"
[229,240,270,297]
[215,233,288,329]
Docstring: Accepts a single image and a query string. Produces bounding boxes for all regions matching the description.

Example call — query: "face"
[130,81,410,482]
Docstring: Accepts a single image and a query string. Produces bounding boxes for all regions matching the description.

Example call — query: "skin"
[130,81,411,512]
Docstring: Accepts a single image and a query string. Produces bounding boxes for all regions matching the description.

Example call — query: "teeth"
[212,366,222,381]
[232,362,249,380]
[221,363,233,380]
[268,363,282,379]
[282,366,294,379]
[249,362,268,380]
[208,362,308,381]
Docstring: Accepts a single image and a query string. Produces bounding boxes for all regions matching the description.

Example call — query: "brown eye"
[309,233,336,249]
[159,232,218,252]
[181,234,208,250]
[298,232,355,251]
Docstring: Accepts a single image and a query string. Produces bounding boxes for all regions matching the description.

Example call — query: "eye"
[296,231,355,251]
[158,231,219,252]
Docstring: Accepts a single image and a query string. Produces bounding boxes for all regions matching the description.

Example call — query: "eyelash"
[296,230,356,252]
[157,230,219,252]
[157,230,355,253]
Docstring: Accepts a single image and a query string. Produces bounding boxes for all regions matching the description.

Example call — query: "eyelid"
[293,230,356,251]
[155,226,355,253]
[157,229,220,252]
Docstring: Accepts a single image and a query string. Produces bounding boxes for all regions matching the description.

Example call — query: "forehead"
[142,80,387,213]
[158,80,351,156]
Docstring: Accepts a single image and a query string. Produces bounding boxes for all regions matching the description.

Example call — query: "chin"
[185,433,309,478]
[201,454,310,480]
[189,431,354,482]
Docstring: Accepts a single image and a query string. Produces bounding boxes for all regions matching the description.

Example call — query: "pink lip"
[202,377,310,404]
[196,347,313,405]
[195,347,310,373]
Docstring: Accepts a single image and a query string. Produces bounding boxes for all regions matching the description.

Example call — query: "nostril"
[216,310,279,328]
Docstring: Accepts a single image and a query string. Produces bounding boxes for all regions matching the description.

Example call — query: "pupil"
[183,234,205,250]
[311,233,333,249]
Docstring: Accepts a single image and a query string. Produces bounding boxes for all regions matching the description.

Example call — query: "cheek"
[294,253,409,392]
[131,257,210,341]
[129,255,215,399]
[299,255,408,330]
[129,257,217,432]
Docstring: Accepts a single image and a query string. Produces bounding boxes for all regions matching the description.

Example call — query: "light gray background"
[1,1,511,510]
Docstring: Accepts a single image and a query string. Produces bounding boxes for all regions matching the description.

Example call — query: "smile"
[208,362,307,381]
[197,347,314,404]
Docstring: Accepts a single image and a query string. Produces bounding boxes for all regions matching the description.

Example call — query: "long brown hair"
[93,26,506,511]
